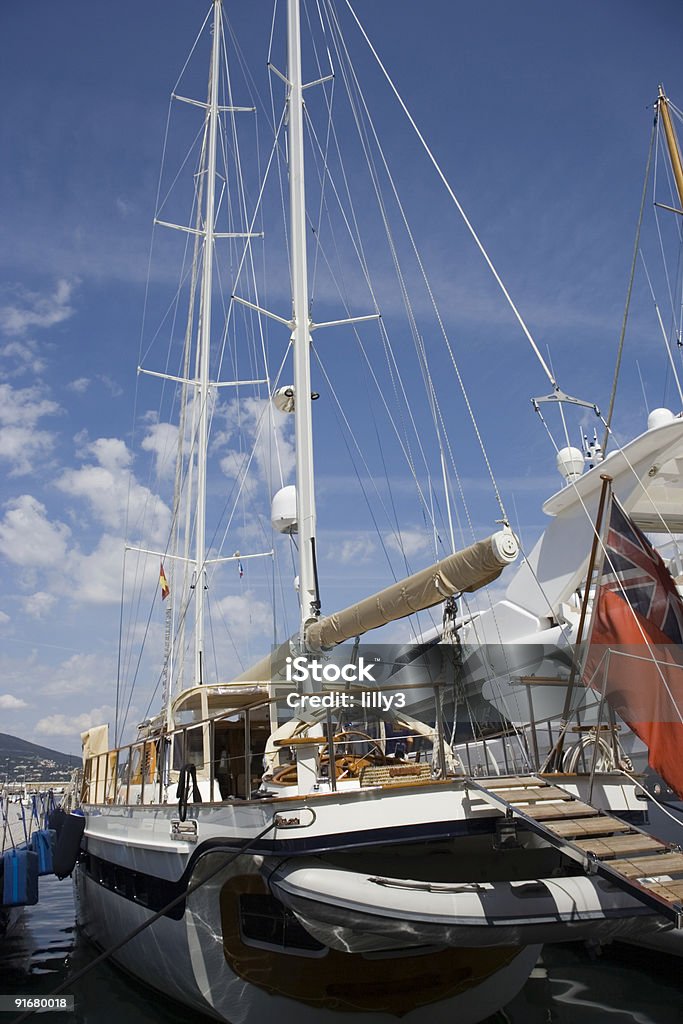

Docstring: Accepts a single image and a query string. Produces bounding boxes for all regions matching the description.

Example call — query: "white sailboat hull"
[74,778,663,1021]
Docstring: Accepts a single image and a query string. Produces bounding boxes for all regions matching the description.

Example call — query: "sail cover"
[305,531,518,651]
[583,497,683,797]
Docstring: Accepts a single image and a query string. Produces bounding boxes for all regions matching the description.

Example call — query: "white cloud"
[0,694,27,710]
[0,495,71,567]
[217,397,295,491]
[1,338,47,375]
[0,384,60,475]
[67,377,91,394]
[0,279,75,336]
[213,591,272,637]
[141,421,179,479]
[0,611,9,625]
[0,426,56,476]
[35,703,115,739]
[98,375,123,398]
[385,528,433,560]
[57,436,170,541]
[219,450,258,497]
[22,592,57,619]
[338,536,377,564]
[40,653,107,696]
[67,533,126,605]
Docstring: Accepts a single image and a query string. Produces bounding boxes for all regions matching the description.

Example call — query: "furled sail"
[657,85,683,211]
[235,530,518,681]
[305,530,518,651]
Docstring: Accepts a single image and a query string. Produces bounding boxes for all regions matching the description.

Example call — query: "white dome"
[647,407,675,431]
[271,485,298,534]
[556,446,584,483]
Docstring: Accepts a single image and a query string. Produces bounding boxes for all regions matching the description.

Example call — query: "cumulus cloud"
[22,592,57,619]
[0,279,75,336]
[67,377,91,394]
[0,694,27,710]
[0,495,71,567]
[35,703,115,738]
[385,528,433,560]
[40,653,107,696]
[0,383,60,475]
[213,591,272,636]
[57,436,170,541]
[1,338,47,376]
[141,421,179,480]
[67,533,127,605]
[338,536,377,564]
[216,397,295,491]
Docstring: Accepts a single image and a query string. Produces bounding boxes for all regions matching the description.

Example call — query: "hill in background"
[0,732,80,782]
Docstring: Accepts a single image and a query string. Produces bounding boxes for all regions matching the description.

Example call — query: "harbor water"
[1,874,681,1024]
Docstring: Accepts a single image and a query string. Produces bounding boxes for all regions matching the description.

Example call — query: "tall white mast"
[287,0,320,639]
[193,0,222,684]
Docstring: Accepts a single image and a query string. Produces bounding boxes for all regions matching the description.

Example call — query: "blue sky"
[1,0,682,755]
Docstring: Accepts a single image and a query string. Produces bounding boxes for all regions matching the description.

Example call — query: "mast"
[287,0,320,639]
[193,0,222,685]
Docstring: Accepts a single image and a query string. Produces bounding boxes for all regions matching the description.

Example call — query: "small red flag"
[159,561,170,601]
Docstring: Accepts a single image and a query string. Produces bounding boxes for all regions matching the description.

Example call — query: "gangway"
[467,775,683,928]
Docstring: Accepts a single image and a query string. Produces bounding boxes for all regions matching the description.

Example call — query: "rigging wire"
[639,249,683,406]
[342,0,557,393]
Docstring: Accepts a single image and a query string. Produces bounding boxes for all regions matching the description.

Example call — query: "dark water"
[0,877,681,1024]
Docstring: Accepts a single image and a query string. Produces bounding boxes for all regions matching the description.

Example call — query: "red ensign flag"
[583,497,683,797]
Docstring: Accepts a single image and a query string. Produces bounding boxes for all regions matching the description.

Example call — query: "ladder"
[467,774,683,928]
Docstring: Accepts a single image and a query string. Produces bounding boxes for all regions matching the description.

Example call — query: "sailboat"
[71,5,681,1022]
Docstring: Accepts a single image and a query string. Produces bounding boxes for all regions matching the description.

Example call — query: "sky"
[1,0,683,755]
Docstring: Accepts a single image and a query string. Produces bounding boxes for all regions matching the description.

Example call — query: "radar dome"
[271,485,297,534]
[647,408,675,430]
[556,446,584,483]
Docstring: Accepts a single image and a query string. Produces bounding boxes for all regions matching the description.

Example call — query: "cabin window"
[172,726,205,770]
[238,894,326,956]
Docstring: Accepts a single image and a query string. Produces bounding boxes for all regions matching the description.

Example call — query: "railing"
[79,671,628,808]
[79,682,454,806]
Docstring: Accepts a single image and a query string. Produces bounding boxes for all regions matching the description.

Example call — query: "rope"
[176,763,203,822]
[617,768,683,830]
